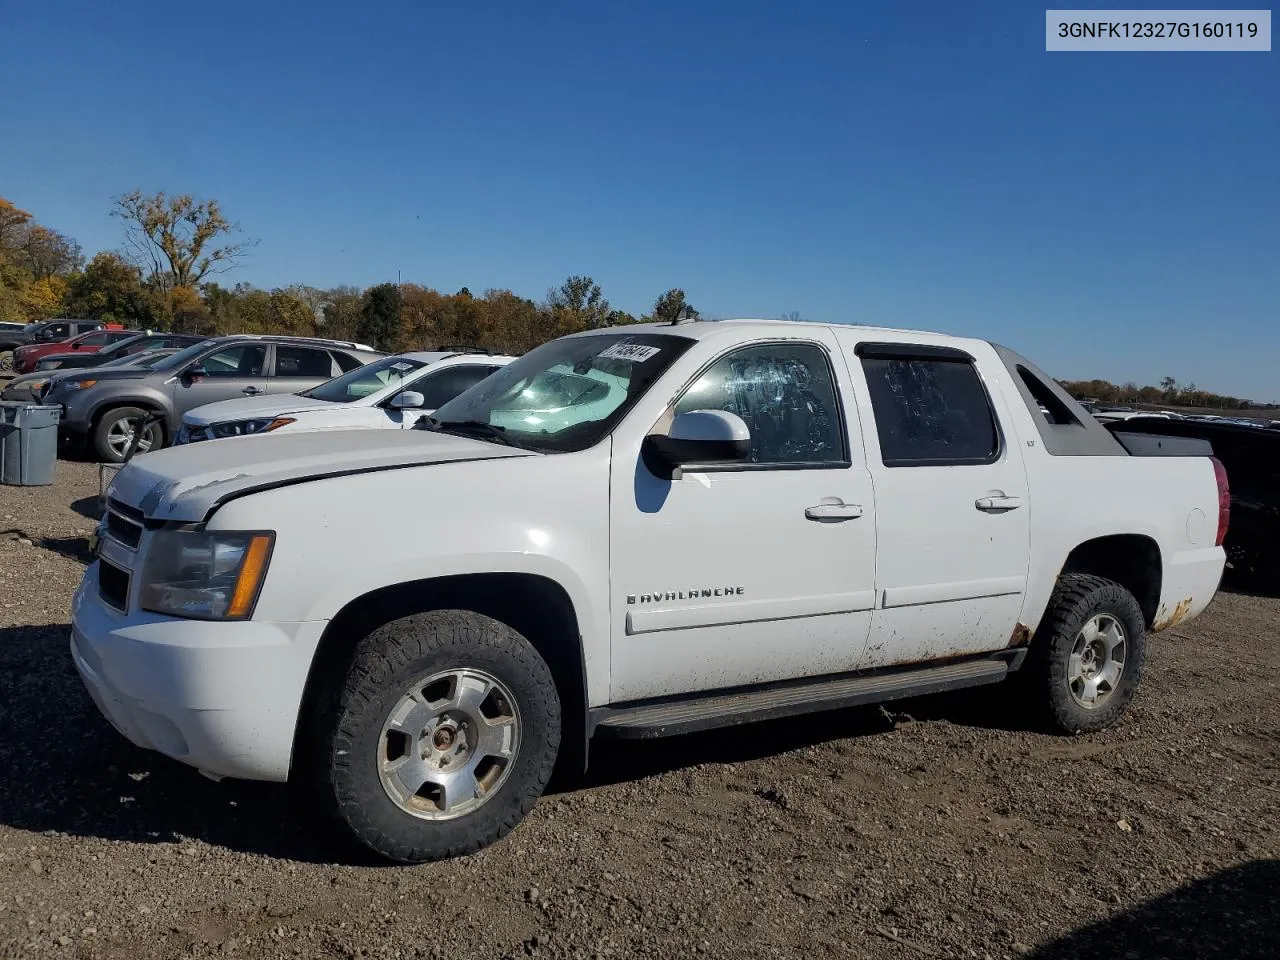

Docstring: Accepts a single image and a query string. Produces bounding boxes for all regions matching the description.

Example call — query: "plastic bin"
[0,401,61,486]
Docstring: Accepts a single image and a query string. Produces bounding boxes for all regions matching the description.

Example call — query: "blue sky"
[2,1,1276,399]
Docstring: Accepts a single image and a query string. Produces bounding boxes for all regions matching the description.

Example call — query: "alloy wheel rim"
[377,668,521,821]
[107,417,153,457]
[1067,614,1127,709]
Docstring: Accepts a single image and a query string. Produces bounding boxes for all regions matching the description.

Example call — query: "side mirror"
[72,342,83,350]
[183,364,207,383]
[389,390,426,410]
[642,409,751,479]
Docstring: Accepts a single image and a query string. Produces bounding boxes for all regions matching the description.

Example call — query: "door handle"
[805,503,864,522]
[976,495,1022,512]
[242,386,261,396]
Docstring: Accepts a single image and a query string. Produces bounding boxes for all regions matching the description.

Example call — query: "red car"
[12,328,140,374]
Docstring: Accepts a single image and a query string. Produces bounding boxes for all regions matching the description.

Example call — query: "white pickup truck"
[72,319,1228,863]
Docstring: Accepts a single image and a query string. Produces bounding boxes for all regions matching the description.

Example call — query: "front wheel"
[92,406,165,463]
[323,610,561,863]
[1024,574,1147,734]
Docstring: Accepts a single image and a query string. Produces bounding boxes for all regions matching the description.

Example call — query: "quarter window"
[861,356,1000,466]
[673,342,846,466]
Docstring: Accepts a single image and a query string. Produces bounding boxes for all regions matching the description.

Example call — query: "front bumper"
[70,565,328,782]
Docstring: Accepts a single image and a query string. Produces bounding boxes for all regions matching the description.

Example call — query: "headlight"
[26,379,48,393]
[139,529,275,620]
[210,417,296,438]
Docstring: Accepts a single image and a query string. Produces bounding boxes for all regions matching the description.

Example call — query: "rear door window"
[861,355,1001,466]
[272,345,337,378]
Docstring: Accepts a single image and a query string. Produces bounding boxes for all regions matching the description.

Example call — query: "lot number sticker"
[598,342,662,363]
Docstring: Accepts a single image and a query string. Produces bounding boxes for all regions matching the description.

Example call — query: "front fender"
[205,450,614,705]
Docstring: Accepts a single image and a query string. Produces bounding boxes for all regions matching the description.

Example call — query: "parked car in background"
[0,321,25,372]
[2,348,180,403]
[1104,415,1280,592]
[76,319,1226,863]
[46,334,384,462]
[3,318,104,371]
[34,331,204,372]
[175,348,516,444]
[21,318,108,345]
[12,327,141,374]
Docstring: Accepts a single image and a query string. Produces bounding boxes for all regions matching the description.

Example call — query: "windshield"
[152,339,218,372]
[98,334,149,356]
[425,331,694,453]
[302,355,428,403]
[104,349,172,369]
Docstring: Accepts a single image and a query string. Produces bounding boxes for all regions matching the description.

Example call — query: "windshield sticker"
[388,362,416,373]
[597,342,661,363]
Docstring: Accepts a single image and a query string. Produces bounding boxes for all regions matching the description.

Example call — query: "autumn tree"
[649,288,697,324]
[319,287,363,341]
[546,275,611,331]
[358,283,402,351]
[63,252,152,326]
[605,309,639,326]
[0,197,84,320]
[113,190,256,294]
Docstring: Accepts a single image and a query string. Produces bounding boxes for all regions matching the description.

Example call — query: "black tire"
[322,610,561,863]
[92,406,165,463]
[1023,574,1146,734]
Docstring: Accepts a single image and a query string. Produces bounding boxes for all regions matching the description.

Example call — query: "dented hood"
[106,428,536,522]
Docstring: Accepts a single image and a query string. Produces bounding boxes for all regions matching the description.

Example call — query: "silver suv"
[47,334,384,462]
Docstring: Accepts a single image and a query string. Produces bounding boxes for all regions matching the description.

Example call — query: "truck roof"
[578,317,989,350]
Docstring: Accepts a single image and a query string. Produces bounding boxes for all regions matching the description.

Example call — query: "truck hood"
[107,429,537,523]
[184,394,338,425]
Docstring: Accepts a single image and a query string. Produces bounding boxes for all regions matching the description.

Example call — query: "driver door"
[170,342,269,417]
[607,334,878,703]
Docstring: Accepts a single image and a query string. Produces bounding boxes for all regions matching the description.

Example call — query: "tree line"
[1058,377,1275,412]
[0,193,698,356]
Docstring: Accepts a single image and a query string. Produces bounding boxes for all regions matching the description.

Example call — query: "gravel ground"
[1,460,1277,960]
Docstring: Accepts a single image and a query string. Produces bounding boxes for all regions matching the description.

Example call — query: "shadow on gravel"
[1031,859,1280,960]
[36,534,95,565]
[578,683,1029,790]
[70,495,102,521]
[0,619,1036,864]
[0,623,350,865]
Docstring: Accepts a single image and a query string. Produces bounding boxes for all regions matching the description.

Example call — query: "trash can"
[0,401,61,486]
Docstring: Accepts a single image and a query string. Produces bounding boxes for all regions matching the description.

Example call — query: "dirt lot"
[1,461,1277,960]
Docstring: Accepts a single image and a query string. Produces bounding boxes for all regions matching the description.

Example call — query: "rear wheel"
[322,610,561,863]
[0,351,12,372]
[1024,574,1146,734]
[92,406,164,463]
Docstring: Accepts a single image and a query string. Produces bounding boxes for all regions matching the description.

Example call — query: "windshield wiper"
[422,418,523,449]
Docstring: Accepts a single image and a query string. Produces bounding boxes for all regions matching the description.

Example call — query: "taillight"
[1211,457,1230,547]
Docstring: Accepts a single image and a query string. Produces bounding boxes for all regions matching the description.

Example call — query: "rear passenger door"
[833,335,1031,668]
[265,344,340,395]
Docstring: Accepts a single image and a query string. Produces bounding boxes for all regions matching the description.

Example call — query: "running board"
[591,653,1018,740]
